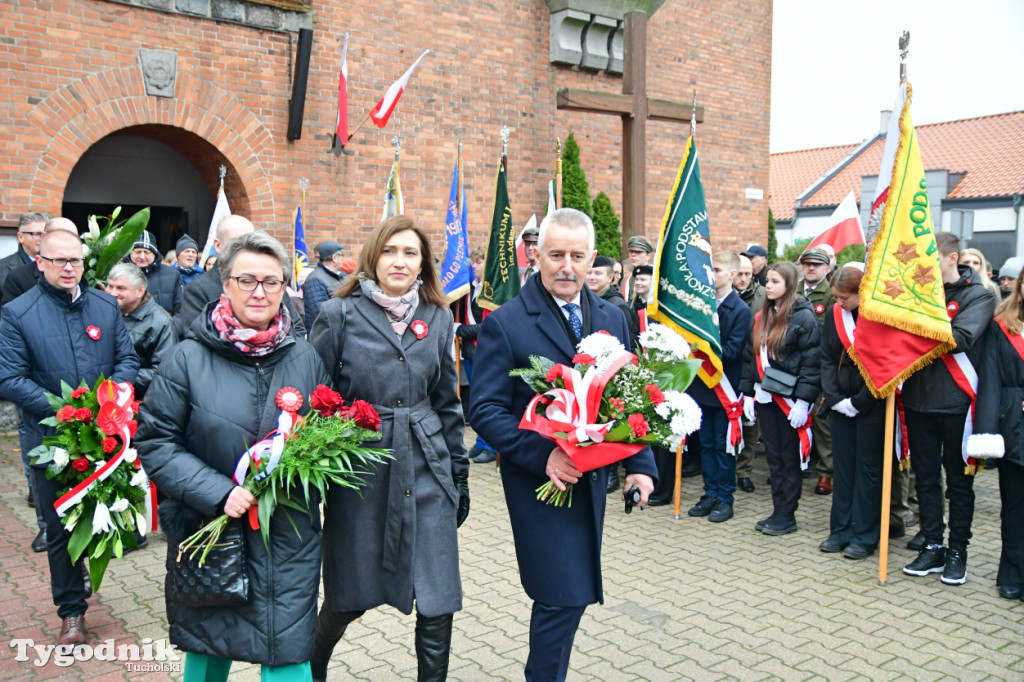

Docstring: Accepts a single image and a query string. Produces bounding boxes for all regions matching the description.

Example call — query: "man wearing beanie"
[303,241,348,326]
[127,231,182,323]
[173,234,203,286]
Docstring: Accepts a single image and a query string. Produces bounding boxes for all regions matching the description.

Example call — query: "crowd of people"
[0,207,1021,681]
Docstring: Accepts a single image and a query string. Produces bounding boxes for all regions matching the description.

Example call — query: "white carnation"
[130,470,148,488]
[639,323,692,361]
[123,448,137,464]
[577,332,626,363]
[109,498,130,513]
[53,447,70,468]
[668,392,702,437]
[81,242,91,257]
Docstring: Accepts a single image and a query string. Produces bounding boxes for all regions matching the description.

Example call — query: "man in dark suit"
[470,208,656,681]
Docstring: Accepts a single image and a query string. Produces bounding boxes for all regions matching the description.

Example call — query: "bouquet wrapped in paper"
[29,378,151,591]
[511,324,703,506]
[178,385,391,565]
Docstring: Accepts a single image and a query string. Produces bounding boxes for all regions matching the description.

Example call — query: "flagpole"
[673,439,684,520]
[555,138,563,209]
[347,110,374,142]
[878,393,896,585]
[501,125,510,177]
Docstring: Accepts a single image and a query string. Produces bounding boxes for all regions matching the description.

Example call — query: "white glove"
[834,398,859,418]
[743,396,756,423]
[788,399,810,429]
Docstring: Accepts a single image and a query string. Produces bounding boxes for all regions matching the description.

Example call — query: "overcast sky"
[770,0,1024,153]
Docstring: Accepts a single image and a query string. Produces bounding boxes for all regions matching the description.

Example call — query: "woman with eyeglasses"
[137,230,330,682]
[308,215,468,682]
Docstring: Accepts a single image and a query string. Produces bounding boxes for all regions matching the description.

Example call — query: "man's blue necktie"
[564,302,582,341]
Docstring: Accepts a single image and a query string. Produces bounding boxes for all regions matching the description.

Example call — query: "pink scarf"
[210,294,291,357]
[362,278,420,337]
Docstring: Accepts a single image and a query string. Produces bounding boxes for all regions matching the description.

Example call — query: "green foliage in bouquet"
[83,206,151,285]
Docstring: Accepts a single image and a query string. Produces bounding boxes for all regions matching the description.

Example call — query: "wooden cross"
[556,10,703,251]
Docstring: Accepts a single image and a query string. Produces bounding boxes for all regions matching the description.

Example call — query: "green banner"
[478,160,520,310]
[649,135,723,386]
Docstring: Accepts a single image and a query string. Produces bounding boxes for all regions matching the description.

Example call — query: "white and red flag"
[808,191,864,254]
[370,49,430,128]
[865,85,907,244]
[332,33,349,155]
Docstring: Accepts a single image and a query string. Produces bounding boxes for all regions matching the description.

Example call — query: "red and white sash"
[694,350,744,455]
[997,317,1024,363]
[833,305,911,468]
[940,352,979,473]
[755,345,813,468]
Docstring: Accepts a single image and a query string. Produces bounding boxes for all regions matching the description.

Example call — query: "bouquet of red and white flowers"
[178,385,391,565]
[511,324,703,506]
[29,378,148,591]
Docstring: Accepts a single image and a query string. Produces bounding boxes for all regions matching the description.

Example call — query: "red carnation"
[628,413,649,438]
[348,400,381,431]
[74,407,93,423]
[56,405,76,422]
[572,354,597,366]
[310,384,345,417]
[71,387,89,399]
[71,457,90,472]
[644,384,665,406]
[127,420,138,437]
[545,367,560,383]
[102,437,117,454]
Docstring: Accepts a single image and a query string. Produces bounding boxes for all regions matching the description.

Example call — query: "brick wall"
[0,0,771,256]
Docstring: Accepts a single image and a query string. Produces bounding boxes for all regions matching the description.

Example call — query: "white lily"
[136,512,148,536]
[88,216,101,240]
[109,498,130,513]
[91,503,116,535]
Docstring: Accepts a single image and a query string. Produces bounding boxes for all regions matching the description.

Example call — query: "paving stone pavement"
[2,429,1022,681]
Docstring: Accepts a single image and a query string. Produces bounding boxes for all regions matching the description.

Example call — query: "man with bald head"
[2,217,81,305]
[0,228,138,646]
[181,215,306,335]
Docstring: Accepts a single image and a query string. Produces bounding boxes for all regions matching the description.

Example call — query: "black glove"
[455,473,470,528]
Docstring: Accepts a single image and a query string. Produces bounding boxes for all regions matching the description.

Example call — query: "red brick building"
[0,0,771,259]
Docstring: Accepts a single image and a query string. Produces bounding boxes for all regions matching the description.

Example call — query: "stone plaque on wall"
[138,49,177,98]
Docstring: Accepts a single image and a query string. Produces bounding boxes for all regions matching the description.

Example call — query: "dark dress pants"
[18,408,46,531]
[700,407,735,505]
[906,409,974,551]
[829,414,884,548]
[998,460,1024,590]
[31,467,88,618]
[525,602,586,682]
[757,401,801,520]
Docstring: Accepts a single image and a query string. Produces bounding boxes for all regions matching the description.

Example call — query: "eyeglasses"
[38,255,84,268]
[19,231,44,239]
[229,276,285,293]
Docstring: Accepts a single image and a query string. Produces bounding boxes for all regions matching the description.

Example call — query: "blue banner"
[294,206,309,287]
[439,160,471,301]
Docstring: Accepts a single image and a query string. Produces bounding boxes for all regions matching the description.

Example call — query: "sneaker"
[940,548,968,585]
[903,544,945,577]
[708,502,733,523]
[688,496,717,517]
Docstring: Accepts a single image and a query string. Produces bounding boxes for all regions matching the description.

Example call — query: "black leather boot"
[311,609,363,681]
[415,612,453,682]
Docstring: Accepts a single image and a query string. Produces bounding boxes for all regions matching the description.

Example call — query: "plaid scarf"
[210,294,291,358]
[362,278,420,337]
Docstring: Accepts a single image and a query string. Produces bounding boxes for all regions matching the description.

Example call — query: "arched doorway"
[62,125,249,257]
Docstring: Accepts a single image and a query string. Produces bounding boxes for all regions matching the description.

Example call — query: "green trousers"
[184,652,311,682]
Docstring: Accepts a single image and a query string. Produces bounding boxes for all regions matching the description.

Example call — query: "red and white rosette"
[54,380,135,518]
[519,349,645,472]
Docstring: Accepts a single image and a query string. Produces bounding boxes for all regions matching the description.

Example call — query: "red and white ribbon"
[756,345,813,468]
[231,411,297,529]
[54,381,135,518]
[941,352,979,472]
[693,350,743,455]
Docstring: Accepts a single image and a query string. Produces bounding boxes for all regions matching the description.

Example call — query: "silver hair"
[538,208,595,255]
[18,212,49,228]
[108,262,148,290]
[218,230,291,284]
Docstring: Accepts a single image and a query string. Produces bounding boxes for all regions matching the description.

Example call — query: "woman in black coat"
[137,231,329,681]
[308,215,469,682]
[817,266,887,560]
[968,267,1024,601]
[740,262,821,536]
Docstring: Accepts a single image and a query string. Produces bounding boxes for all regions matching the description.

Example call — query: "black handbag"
[761,366,798,398]
[167,519,250,607]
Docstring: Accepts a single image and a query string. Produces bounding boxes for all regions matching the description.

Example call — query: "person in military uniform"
[799,246,836,496]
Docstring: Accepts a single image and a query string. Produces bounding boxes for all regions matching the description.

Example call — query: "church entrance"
[62,124,245,258]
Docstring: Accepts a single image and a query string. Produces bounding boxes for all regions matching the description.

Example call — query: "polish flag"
[808,191,864,254]
[370,49,430,128]
[332,34,349,155]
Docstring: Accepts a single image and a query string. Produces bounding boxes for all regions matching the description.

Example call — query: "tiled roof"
[788,111,1024,212]
[768,144,857,221]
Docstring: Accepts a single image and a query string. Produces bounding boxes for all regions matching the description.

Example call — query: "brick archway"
[26,65,274,222]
